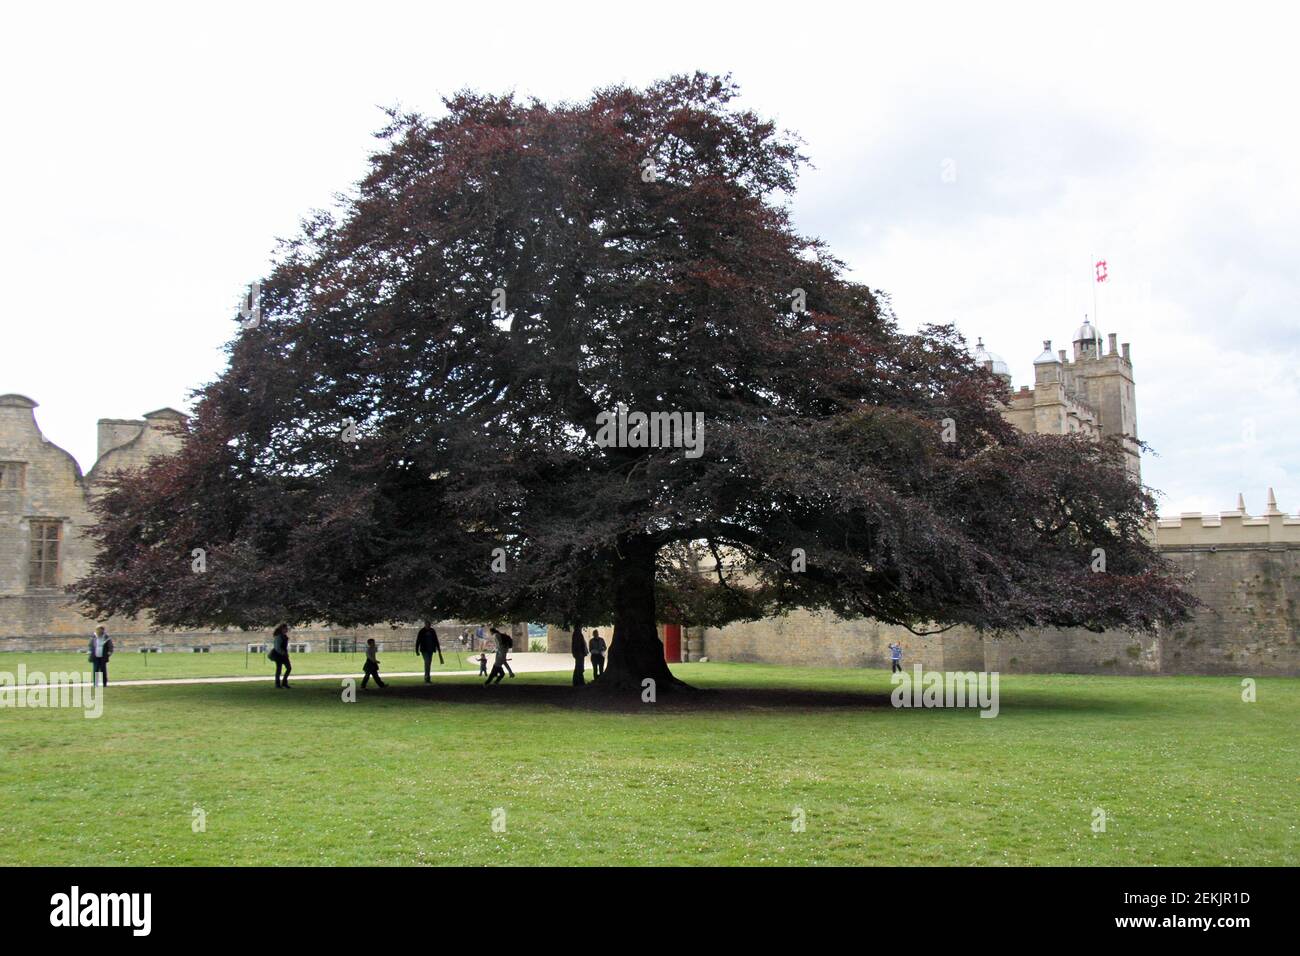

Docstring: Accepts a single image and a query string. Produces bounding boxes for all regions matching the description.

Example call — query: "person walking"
[588,629,607,680]
[269,623,293,688]
[415,620,443,683]
[490,627,516,677]
[361,638,387,689]
[484,628,511,686]
[889,641,903,673]
[87,625,113,688]
[571,625,588,686]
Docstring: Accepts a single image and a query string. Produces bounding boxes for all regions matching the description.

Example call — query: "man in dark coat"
[571,625,588,686]
[88,625,114,688]
[415,621,442,683]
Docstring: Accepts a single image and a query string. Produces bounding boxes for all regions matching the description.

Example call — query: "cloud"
[788,85,1299,516]
[0,0,1294,517]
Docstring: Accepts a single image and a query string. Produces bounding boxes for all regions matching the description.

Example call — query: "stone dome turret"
[1073,318,1102,344]
[971,337,1010,378]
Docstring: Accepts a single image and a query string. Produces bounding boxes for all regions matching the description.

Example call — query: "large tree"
[77,73,1195,692]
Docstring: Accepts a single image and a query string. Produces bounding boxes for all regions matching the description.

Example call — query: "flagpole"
[1091,255,1098,326]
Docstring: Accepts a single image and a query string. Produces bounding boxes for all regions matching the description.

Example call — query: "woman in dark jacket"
[269,623,292,689]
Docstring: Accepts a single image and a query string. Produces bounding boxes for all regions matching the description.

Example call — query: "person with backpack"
[87,625,113,688]
[361,638,387,689]
[501,628,516,678]
[269,623,293,689]
[571,625,588,686]
[415,620,443,683]
[484,628,512,686]
[589,629,607,679]
[488,627,516,677]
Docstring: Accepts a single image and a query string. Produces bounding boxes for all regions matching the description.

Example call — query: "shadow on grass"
[127,672,1173,718]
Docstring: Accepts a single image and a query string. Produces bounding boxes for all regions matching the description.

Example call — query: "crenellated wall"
[1155,490,1300,546]
[1148,491,1300,674]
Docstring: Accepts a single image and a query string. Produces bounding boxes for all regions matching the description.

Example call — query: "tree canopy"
[76,72,1196,690]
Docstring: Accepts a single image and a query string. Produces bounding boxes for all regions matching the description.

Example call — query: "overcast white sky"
[2,1,1296,517]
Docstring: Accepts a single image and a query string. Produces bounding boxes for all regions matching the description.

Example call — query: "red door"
[663,624,682,663]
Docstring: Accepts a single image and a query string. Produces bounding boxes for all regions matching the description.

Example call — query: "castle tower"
[985,323,1140,480]
[1070,320,1139,478]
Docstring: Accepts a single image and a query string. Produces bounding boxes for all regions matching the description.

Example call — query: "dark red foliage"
[75,73,1195,686]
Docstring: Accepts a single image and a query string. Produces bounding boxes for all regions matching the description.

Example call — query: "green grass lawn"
[1,649,473,681]
[0,661,1295,866]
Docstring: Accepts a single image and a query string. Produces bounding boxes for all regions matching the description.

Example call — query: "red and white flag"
[1095,259,1108,282]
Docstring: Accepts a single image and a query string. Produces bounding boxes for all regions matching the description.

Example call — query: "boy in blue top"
[889,641,903,673]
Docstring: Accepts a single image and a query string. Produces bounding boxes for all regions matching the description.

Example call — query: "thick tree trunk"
[596,538,691,694]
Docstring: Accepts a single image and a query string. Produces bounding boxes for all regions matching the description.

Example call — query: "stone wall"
[699,498,1300,677]
[981,626,1162,674]
[702,615,1159,675]
[704,611,947,672]
[1157,545,1299,675]
[546,623,612,654]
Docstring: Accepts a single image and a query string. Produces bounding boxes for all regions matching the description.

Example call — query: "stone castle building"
[974,318,1140,476]
[1,396,188,647]
[4,322,1298,674]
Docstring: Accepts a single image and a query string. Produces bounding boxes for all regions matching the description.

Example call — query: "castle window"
[0,462,26,490]
[28,520,62,588]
